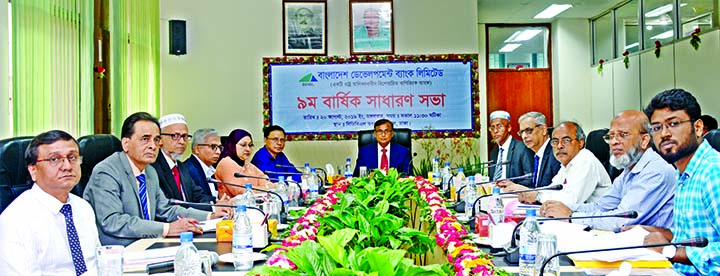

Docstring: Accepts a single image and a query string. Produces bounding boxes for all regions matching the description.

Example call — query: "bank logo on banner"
[299,73,318,86]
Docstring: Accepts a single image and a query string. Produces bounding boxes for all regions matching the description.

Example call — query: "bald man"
[541,111,676,231]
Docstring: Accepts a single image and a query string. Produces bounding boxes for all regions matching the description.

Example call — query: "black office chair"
[0,136,34,213]
[584,128,622,181]
[74,134,122,197]
[705,129,720,152]
[357,128,412,152]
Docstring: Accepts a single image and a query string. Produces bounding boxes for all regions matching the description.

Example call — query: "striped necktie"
[59,204,87,276]
[493,147,504,181]
[137,174,150,220]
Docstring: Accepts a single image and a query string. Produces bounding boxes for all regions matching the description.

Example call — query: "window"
[643,0,675,48]
[593,12,614,63]
[679,0,716,37]
[487,26,549,69]
[615,0,639,56]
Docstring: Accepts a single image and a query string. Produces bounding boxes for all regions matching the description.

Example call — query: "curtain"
[109,0,159,135]
[11,0,94,137]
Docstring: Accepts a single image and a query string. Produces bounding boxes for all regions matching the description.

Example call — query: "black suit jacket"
[534,141,561,188]
[150,154,214,211]
[182,155,215,199]
[488,138,534,186]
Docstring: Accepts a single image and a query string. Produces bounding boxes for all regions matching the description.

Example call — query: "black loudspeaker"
[169,19,186,55]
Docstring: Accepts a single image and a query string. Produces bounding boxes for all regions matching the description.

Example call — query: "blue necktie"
[59,204,87,276]
[532,155,540,188]
[493,147,504,181]
[137,174,150,220]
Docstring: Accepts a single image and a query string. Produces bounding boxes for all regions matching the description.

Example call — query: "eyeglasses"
[268,138,286,144]
[198,144,223,151]
[374,129,393,135]
[550,137,577,147]
[36,154,83,166]
[517,124,542,136]
[602,131,647,143]
[488,125,506,132]
[650,120,693,134]
[161,133,192,141]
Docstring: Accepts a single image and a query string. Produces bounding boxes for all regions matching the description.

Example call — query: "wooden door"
[94,0,111,134]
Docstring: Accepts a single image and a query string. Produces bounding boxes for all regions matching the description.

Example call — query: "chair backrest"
[74,134,122,196]
[706,129,720,152]
[584,128,622,181]
[357,128,412,152]
[0,136,34,213]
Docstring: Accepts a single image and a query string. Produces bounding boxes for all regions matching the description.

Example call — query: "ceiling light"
[624,43,639,50]
[645,3,688,18]
[534,4,573,19]
[651,30,674,39]
[499,43,522,52]
[505,29,543,43]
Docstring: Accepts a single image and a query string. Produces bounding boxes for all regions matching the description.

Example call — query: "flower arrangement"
[94,66,106,79]
[654,40,662,58]
[597,59,604,74]
[690,27,702,50]
[514,64,524,71]
[413,132,483,178]
[622,50,630,69]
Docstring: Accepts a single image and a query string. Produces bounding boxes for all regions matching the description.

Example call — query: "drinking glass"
[535,232,559,276]
[97,245,124,276]
[359,166,368,177]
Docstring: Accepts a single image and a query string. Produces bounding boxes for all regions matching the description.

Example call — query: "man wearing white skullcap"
[488,110,534,186]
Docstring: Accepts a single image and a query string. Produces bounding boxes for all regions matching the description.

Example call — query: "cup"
[268,218,279,238]
[359,166,368,177]
[535,232,559,276]
[97,245,124,276]
[198,250,214,276]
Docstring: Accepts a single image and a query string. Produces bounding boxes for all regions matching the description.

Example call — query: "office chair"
[74,134,122,196]
[0,136,34,213]
[357,128,412,152]
[705,129,720,152]
[585,128,621,181]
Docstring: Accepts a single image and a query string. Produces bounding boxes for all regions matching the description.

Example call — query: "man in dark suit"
[487,110,534,186]
[354,119,412,176]
[499,111,561,191]
[150,114,217,211]
[183,128,222,199]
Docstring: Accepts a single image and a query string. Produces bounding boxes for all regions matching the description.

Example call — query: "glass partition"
[487,26,549,69]
[593,12,614,63]
[616,0,640,56]
[679,0,717,37]
[643,0,675,47]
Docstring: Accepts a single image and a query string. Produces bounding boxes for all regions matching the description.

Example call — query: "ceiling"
[477,0,627,23]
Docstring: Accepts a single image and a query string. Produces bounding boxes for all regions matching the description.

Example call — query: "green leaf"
[318,229,357,267]
[361,247,405,276]
[329,268,359,276]
[284,240,324,276]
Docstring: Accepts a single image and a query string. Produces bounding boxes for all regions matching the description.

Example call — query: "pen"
[177,215,200,226]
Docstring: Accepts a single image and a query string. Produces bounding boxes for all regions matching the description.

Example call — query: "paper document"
[123,246,179,272]
[200,218,224,232]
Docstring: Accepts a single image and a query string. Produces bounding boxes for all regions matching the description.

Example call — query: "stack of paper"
[123,246,179,272]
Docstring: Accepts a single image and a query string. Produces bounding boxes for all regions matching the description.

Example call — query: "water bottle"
[242,183,256,208]
[451,168,465,202]
[441,162,452,192]
[174,232,201,276]
[276,176,289,216]
[306,168,319,202]
[431,157,440,178]
[300,163,311,200]
[519,209,541,276]
[344,158,353,178]
[489,187,505,234]
[233,205,253,271]
[464,176,477,216]
[287,179,300,207]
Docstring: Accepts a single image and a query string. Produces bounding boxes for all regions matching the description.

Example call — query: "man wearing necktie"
[0,130,99,275]
[354,119,412,176]
[183,128,223,198]
[84,112,229,246]
[487,110,534,186]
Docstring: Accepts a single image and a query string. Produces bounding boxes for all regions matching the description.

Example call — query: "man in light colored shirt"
[518,121,611,205]
[84,112,228,246]
[183,128,222,198]
[541,110,675,231]
[487,110,534,186]
[0,130,99,275]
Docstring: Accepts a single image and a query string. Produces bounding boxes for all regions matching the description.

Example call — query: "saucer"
[218,252,268,263]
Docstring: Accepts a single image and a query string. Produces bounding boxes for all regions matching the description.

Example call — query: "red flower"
[599,59,605,65]
[388,55,395,61]
[93,66,106,73]
[655,40,661,48]
[365,55,372,61]
[622,50,629,57]
[692,27,701,35]
[515,64,524,71]
[328,57,334,62]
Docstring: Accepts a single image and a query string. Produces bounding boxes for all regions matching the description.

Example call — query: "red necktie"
[380,148,389,170]
[172,166,182,195]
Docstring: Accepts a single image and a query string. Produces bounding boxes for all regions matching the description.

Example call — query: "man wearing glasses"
[251,125,301,182]
[487,110,534,185]
[353,119,412,176]
[638,89,720,275]
[84,112,227,246]
[540,110,675,231]
[516,121,611,205]
[150,114,217,211]
[184,128,222,198]
[0,130,100,275]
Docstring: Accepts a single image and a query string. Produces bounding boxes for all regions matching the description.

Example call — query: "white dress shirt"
[538,148,611,205]
[0,185,99,276]
[194,154,218,197]
[377,143,391,168]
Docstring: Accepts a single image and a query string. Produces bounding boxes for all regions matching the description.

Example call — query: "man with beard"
[540,110,675,231]
[636,89,720,275]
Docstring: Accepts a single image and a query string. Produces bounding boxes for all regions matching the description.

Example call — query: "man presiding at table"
[540,110,676,231]
[84,112,228,246]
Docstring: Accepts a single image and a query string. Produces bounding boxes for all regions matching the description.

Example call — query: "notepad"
[199,218,224,232]
[123,246,178,272]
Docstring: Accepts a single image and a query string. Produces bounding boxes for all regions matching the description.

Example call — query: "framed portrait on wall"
[283,0,327,56]
[349,0,394,55]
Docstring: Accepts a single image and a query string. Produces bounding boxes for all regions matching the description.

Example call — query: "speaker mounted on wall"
[169,19,187,55]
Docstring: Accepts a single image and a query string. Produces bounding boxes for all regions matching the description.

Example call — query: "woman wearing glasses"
[215,129,274,199]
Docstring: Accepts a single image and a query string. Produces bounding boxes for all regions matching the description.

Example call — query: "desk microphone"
[537,237,708,276]
[209,178,286,215]
[454,173,533,212]
[232,173,307,198]
[275,164,328,187]
[470,184,563,217]
[146,251,220,274]
[264,170,303,175]
[504,211,639,264]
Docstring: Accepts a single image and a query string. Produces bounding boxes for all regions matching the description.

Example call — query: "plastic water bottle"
[441,162,452,192]
[519,209,541,276]
[451,168,465,202]
[300,163,311,200]
[174,232,201,276]
[276,176,289,216]
[242,183,256,208]
[464,176,477,216]
[306,168,319,202]
[344,158,353,177]
[432,157,440,178]
[489,187,505,227]
[233,205,253,271]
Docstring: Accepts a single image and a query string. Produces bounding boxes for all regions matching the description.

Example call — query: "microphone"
[454,173,534,211]
[537,237,708,276]
[264,170,303,175]
[209,177,286,215]
[504,211,640,264]
[275,165,328,188]
[231,173,304,199]
[470,184,563,217]
[146,251,219,274]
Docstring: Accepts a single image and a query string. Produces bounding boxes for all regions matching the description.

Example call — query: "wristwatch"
[662,245,677,259]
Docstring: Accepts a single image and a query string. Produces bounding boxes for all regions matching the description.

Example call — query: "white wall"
[159,0,479,167]
[0,2,9,139]
[552,19,594,129]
